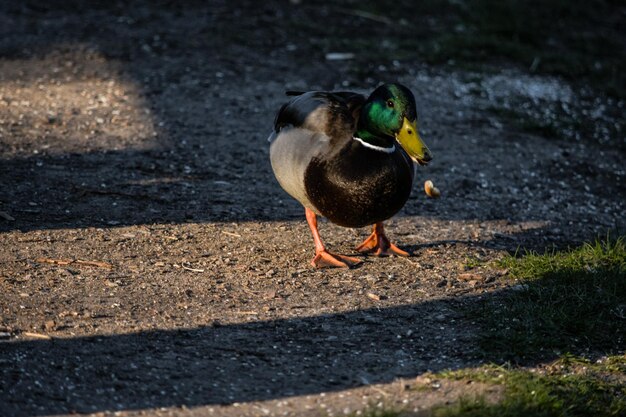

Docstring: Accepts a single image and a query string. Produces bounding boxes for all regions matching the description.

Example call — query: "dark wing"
[285,90,364,105]
[273,91,366,139]
[328,91,367,113]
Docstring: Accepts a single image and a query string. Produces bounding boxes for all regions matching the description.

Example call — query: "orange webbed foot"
[356,223,410,257]
[311,251,361,268]
[305,207,363,269]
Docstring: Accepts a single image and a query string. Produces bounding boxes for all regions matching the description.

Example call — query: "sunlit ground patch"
[0,45,160,157]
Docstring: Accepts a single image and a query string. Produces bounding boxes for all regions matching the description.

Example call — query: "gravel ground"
[0,2,624,416]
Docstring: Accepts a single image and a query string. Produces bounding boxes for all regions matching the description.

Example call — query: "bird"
[269,83,432,268]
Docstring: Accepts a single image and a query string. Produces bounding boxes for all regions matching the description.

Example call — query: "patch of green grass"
[435,355,626,417]
[476,236,625,361]
[464,255,484,270]
[350,237,624,417]
[499,236,625,280]
[353,355,624,417]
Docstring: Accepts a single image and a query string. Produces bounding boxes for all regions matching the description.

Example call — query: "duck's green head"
[356,83,432,165]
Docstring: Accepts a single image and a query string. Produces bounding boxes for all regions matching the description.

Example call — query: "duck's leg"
[356,222,410,257]
[306,208,361,268]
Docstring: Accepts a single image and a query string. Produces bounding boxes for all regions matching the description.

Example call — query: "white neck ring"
[352,136,395,154]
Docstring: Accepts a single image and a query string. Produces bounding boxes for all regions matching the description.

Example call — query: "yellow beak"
[395,117,432,165]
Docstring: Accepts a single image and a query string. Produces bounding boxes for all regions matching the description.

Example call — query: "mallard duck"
[269,83,432,268]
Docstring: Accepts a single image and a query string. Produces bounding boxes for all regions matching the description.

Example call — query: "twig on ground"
[371,386,391,397]
[22,332,52,340]
[35,257,112,269]
[0,211,15,221]
[367,292,388,301]
[335,7,392,25]
[75,260,113,269]
[182,264,205,273]
[236,311,260,315]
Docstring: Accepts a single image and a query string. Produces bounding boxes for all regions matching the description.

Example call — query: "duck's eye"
[386,100,394,108]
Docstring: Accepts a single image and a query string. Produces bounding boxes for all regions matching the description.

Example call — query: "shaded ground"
[0,1,624,416]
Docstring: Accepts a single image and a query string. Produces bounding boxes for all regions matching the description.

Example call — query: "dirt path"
[1,2,624,416]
